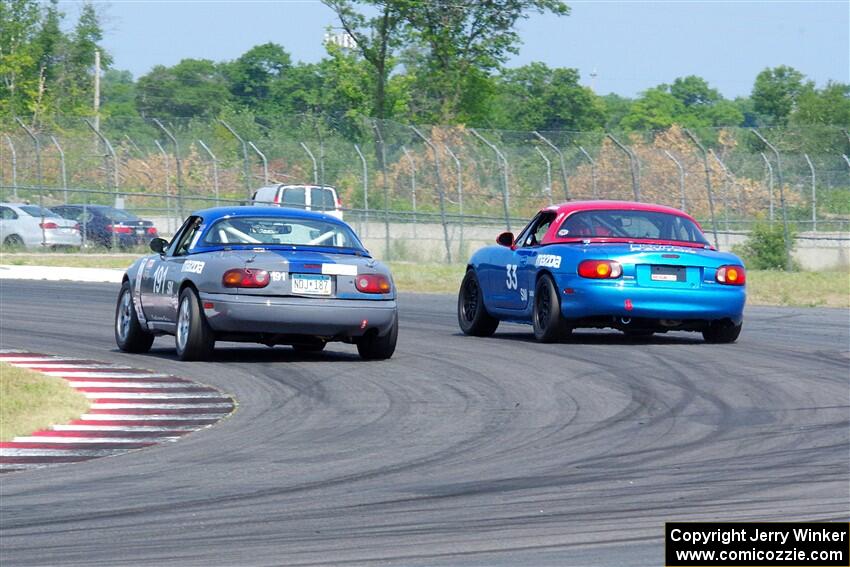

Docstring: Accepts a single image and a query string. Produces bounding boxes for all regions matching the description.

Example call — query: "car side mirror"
[496,231,514,247]
[149,237,168,254]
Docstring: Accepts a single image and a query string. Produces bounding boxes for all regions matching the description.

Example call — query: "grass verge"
[0,252,138,269]
[1,253,846,308]
[0,363,90,442]
[745,270,849,308]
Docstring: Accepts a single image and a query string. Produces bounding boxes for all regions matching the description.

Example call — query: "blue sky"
[72,0,849,99]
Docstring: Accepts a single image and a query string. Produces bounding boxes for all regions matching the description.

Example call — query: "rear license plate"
[135,229,145,235]
[650,265,686,282]
[291,274,332,295]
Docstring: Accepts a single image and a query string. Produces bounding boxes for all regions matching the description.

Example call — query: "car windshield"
[201,216,363,249]
[19,205,60,218]
[557,210,709,245]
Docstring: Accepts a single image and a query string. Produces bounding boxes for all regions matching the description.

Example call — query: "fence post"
[299,142,319,185]
[248,141,269,186]
[15,118,45,246]
[759,152,775,222]
[49,135,68,204]
[154,139,174,235]
[353,143,368,227]
[533,131,570,201]
[576,145,598,199]
[443,144,464,256]
[411,125,452,264]
[123,134,144,156]
[153,119,184,219]
[85,118,119,202]
[401,145,417,236]
[709,149,731,230]
[534,146,553,205]
[469,128,511,230]
[663,150,686,211]
[370,120,390,260]
[197,139,220,204]
[606,133,641,201]
[683,129,720,249]
[803,154,816,231]
[218,119,252,197]
[752,129,791,271]
[4,134,18,200]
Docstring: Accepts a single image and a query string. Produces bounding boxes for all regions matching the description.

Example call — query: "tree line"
[2,0,848,135]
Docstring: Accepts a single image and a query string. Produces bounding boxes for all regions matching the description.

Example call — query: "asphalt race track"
[1,280,848,566]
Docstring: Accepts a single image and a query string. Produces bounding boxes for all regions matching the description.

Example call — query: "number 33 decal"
[505,264,518,290]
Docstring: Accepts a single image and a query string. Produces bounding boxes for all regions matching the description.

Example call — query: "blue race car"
[458,201,746,343]
[115,207,398,360]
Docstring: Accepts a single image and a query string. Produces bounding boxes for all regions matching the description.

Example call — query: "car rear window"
[19,205,60,218]
[202,216,362,250]
[281,188,306,207]
[557,210,709,245]
[311,187,336,211]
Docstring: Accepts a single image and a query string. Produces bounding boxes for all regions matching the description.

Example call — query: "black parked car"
[51,205,158,249]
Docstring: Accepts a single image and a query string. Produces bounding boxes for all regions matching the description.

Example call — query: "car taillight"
[107,224,133,234]
[716,265,746,285]
[147,227,158,236]
[335,197,342,209]
[355,274,391,294]
[578,260,622,279]
[74,223,81,232]
[222,268,270,288]
[39,222,59,229]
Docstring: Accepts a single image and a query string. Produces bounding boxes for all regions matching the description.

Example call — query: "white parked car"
[251,184,343,220]
[0,203,82,249]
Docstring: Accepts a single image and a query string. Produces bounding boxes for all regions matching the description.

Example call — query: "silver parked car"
[0,203,82,249]
[115,206,398,361]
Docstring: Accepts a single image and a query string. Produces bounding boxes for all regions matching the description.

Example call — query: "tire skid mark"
[0,351,234,473]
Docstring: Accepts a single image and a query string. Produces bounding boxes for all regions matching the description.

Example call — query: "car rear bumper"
[42,231,82,247]
[199,292,397,337]
[556,277,745,322]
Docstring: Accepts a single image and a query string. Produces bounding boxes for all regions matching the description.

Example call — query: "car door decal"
[133,261,147,325]
[505,264,518,290]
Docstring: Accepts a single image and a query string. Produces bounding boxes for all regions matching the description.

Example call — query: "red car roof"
[539,200,710,249]
[542,200,700,224]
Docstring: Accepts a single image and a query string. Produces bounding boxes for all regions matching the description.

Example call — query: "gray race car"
[115,206,398,360]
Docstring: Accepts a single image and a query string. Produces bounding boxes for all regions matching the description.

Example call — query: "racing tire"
[292,341,327,353]
[115,281,154,353]
[175,288,215,361]
[3,234,24,249]
[702,320,742,344]
[457,269,499,337]
[532,274,571,343]
[357,313,398,360]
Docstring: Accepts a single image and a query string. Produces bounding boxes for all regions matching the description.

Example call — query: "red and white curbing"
[0,351,234,473]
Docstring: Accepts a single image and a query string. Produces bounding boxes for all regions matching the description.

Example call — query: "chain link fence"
[1,115,848,263]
